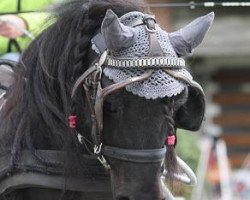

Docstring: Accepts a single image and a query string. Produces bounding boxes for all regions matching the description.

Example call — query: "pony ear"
[169,12,214,56]
[101,9,137,51]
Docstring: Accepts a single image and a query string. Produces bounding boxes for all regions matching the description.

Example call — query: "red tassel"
[68,115,77,129]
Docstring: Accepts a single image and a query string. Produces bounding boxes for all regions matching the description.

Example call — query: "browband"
[104,56,185,68]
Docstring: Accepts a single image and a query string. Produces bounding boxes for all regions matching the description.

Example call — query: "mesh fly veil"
[89,10,214,130]
[101,11,192,99]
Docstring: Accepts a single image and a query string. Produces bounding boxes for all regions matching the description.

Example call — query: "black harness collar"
[0,150,111,195]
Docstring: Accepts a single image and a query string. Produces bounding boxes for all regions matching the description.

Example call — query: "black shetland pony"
[0,0,213,199]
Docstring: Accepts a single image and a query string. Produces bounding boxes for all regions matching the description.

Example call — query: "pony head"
[0,1,214,199]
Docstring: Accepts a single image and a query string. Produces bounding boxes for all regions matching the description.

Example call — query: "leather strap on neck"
[0,150,111,195]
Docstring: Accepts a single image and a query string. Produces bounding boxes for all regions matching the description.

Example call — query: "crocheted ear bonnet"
[104,12,190,99]
[92,10,214,100]
[90,10,214,131]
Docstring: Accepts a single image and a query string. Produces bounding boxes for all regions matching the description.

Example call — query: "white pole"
[216,139,233,200]
[191,137,213,200]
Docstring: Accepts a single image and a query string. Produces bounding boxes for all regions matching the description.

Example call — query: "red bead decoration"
[167,135,176,146]
[68,115,77,129]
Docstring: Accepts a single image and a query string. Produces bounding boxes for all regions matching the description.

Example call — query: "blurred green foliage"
[174,129,201,199]
[176,129,201,172]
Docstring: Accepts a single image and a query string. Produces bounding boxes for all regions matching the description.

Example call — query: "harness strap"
[0,172,111,195]
[144,15,165,57]
[71,64,100,98]
[0,150,111,195]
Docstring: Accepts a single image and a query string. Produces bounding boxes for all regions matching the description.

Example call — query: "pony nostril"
[117,196,130,200]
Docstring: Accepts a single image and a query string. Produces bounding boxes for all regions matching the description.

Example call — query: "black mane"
[0,0,149,165]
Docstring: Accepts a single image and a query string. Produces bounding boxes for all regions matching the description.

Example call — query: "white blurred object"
[191,138,233,200]
[216,139,233,200]
[191,137,213,200]
[0,53,20,62]
[232,154,250,200]
[0,18,34,40]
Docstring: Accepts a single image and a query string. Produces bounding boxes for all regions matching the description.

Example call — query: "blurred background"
[148,0,250,199]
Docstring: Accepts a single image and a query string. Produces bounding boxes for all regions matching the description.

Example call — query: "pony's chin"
[109,169,167,200]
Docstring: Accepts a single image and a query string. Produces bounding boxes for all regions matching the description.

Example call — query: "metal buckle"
[144,15,157,33]
[94,143,103,155]
[94,143,110,170]
[97,155,110,170]
[92,65,102,83]
[98,50,108,66]
[77,133,84,144]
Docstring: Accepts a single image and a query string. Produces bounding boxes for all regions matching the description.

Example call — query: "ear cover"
[169,12,214,56]
[175,86,205,131]
[101,9,137,51]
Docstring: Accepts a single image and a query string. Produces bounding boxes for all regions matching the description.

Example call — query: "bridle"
[70,15,185,168]
[71,50,168,169]
[70,16,197,195]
